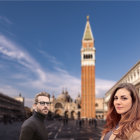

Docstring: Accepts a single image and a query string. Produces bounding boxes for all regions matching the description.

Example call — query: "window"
[95,103,98,107]
[55,103,63,108]
[84,54,93,59]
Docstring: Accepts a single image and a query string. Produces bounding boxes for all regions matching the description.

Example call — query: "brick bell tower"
[81,16,96,119]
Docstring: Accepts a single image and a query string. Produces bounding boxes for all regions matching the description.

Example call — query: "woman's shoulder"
[129,129,140,140]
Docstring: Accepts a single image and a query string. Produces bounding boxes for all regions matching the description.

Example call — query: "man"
[19,92,51,140]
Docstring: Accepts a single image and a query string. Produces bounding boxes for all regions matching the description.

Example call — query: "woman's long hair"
[102,83,140,139]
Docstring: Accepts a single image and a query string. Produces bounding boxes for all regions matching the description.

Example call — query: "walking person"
[101,83,140,140]
[93,118,97,129]
[79,119,82,128]
[19,91,51,140]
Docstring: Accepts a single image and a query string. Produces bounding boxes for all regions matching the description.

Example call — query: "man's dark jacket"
[19,111,48,140]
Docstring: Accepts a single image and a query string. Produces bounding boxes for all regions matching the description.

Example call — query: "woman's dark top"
[103,130,113,140]
[19,111,48,140]
[103,124,119,140]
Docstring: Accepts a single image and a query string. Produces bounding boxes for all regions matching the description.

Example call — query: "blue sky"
[0,1,140,107]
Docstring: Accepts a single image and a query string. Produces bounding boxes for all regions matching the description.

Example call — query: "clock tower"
[81,16,96,119]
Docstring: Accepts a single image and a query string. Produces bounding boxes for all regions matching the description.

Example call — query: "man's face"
[35,96,50,115]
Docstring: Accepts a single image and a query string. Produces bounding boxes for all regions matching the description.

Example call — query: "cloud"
[0,34,81,99]
[39,50,63,66]
[18,69,81,99]
[0,78,116,108]
[24,98,34,108]
[0,84,21,97]
[22,77,115,106]
[95,79,116,98]
[0,34,47,82]
[0,16,12,25]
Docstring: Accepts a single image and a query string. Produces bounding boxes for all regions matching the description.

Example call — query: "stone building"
[49,90,81,119]
[49,90,104,120]
[104,61,140,118]
[0,92,25,121]
[15,93,25,106]
[95,98,104,119]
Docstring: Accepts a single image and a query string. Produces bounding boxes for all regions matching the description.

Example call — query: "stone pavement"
[0,119,105,140]
[0,121,22,140]
[47,120,104,140]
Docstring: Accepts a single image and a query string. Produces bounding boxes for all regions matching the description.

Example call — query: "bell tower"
[81,16,96,119]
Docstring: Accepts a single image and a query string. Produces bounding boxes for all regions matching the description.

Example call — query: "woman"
[101,83,140,140]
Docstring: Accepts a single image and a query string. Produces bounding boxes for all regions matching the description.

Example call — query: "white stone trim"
[81,50,95,66]
[81,60,95,66]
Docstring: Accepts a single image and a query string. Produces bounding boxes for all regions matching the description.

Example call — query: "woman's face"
[113,88,132,116]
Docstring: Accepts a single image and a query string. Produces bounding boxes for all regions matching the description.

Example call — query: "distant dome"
[57,90,72,102]
[58,93,66,100]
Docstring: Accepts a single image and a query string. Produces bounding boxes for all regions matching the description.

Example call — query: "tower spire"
[82,16,94,41]
[87,15,89,21]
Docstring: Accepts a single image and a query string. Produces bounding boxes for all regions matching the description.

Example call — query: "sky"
[0,1,140,107]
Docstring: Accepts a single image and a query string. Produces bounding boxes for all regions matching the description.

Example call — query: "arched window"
[95,103,98,107]
[55,103,63,108]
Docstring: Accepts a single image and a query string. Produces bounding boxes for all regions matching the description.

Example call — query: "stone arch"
[55,102,63,109]
[95,103,98,107]
[71,111,75,119]
[55,109,62,117]
[64,111,69,118]
[78,111,81,119]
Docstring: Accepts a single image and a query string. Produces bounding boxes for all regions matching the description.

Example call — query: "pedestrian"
[93,118,97,129]
[100,83,140,140]
[89,119,91,126]
[19,91,51,140]
[79,119,82,128]
[3,114,7,125]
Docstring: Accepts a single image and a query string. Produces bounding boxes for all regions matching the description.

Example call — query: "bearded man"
[19,92,50,140]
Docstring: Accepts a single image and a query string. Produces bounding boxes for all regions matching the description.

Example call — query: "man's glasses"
[38,101,51,106]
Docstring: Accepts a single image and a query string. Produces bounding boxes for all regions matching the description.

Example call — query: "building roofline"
[0,92,21,103]
[105,60,140,96]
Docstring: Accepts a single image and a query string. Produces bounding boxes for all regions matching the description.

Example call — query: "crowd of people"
[76,118,97,128]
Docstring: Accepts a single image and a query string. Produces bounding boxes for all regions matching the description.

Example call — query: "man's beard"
[37,108,48,115]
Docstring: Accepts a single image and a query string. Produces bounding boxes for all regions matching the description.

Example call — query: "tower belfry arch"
[81,16,96,119]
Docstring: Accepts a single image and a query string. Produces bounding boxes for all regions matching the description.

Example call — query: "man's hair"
[34,91,50,104]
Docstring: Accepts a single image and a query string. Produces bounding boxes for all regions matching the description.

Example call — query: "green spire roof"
[83,16,94,41]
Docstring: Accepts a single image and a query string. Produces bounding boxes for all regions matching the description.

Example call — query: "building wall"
[49,94,80,119]
[81,66,95,118]
[0,92,25,121]
[95,98,104,119]
[49,91,103,120]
